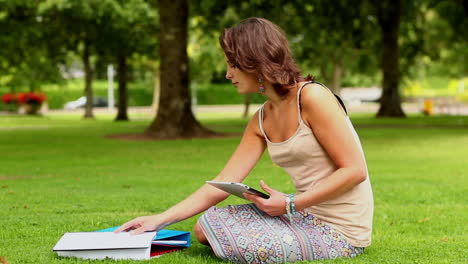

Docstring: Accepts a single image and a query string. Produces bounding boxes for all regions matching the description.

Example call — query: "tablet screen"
[206,181,270,200]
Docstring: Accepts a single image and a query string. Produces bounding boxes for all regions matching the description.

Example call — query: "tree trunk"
[115,54,129,121]
[94,53,106,80]
[145,0,214,138]
[330,59,343,95]
[243,94,251,118]
[82,39,94,119]
[319,64,331,85]
[374,0,406,117]
[151,71,160,116]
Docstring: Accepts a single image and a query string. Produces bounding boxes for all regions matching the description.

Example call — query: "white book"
[53,231,157,260]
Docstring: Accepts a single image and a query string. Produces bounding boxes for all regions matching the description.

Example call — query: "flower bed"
[2,92,47,114]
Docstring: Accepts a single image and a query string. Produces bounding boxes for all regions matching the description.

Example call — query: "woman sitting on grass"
[116,17,374,263]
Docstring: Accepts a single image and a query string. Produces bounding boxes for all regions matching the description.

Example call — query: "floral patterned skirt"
[198,204,364,263]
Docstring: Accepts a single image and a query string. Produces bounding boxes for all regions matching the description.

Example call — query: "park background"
[0,0,467,263]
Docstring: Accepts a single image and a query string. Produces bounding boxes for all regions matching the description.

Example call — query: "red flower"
[17,92,46,105]
[2,93,18,104]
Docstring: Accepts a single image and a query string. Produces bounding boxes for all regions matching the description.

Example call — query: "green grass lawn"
[0,111,467,263]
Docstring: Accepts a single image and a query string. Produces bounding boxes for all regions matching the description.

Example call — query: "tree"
[193,0,380,96]
[145,0,213,138]
[96,0,158,121]
[286,0,379,94]
[430,0,468,78]
[0,1,62,94]
[190,2,247,116]
[370,0,406,117]
[39,0,117,119]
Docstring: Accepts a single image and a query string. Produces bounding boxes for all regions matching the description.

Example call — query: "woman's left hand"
[243,180,287,216]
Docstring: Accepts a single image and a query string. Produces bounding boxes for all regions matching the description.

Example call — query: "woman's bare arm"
[246,84,367,214]
[116,112,266,234]
[294,84,368,210]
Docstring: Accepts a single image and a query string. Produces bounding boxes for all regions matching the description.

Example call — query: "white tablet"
[206,181,270,200]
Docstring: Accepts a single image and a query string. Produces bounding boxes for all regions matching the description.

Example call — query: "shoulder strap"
[333,93,348,115]
[296,81,314,122]
[258,103,268,139]
[297,81,348,116]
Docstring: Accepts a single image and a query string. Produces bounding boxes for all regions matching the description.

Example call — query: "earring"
[259,78,265,93]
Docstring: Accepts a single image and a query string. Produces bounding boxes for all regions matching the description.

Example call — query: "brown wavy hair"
[219,17,313,96]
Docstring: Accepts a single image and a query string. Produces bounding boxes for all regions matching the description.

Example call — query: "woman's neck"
[263,83,298,108]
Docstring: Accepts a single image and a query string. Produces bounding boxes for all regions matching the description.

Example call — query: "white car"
[64,96,109,110]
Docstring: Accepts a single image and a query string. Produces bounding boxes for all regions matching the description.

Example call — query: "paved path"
[4,102,468,116]
[54,102,468,115]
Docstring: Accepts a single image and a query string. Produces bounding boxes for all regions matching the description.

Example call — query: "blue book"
[97,226,191,257]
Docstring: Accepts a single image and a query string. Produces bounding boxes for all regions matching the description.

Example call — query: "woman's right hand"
[114,215,167,235]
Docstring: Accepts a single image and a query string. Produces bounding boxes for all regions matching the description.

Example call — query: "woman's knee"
[194,221,209,246]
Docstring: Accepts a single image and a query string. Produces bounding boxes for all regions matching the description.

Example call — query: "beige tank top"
[258,82,374,247]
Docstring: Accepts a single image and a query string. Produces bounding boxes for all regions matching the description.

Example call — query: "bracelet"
[289,194,296,216]
[284,195,293,222]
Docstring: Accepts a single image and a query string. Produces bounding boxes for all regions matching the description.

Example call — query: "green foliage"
[191,0,382,88]
[0,113,467,263]
[188,18,225,83]
[39,80,154,109]
[195,83,266,105]
[0,0,63,91]
[95,0,159,60]
[399,0,467,82]
[8,81,257,110]
[402,76,468,101]
[1,0,466,115]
